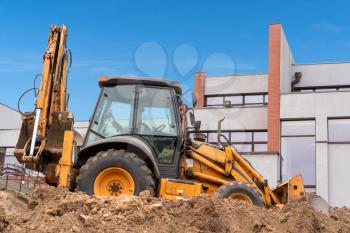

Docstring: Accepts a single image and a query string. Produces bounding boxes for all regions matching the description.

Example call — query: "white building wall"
[280,27,295,94]
[292,62,350,87]
[205,74,267,95]
[280,91,350,118]
[328,144,350,207]
[74,121,89,138]
[0,130,21,147]
[0,104,21,130]
[243,153,279,188]
[0,104,21,148]
[281,91,350,206]
[194,106,267,131]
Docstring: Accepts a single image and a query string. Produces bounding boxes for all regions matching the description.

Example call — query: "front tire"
[217,181,265,207]
[76,149,155,197]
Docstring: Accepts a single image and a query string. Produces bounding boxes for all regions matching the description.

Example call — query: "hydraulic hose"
[17,73,42,116]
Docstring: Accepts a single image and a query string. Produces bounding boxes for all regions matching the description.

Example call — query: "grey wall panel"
[0,130,20,147]
[205,74,268,95]
[194,106,268,131]
[243,153,279,188]
[0,104,21,130]
[280,27,295,94]
[292,62,350,88]
[328,144,350,207]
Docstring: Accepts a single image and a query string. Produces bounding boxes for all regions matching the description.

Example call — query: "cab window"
[136,87,178,164]
[85,85,135,145]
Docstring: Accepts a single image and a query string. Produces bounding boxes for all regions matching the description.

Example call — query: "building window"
[328,119,350,142]
[281,120,316,191]
[245,95,264,104]
[205,93,268,107]
[281,120,315,136]
[206,96,223,106]
[189,130,267,153]
[225,95,243,105]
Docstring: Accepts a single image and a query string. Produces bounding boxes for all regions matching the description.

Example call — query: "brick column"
[194,72,206,108]
[267,24,281,153]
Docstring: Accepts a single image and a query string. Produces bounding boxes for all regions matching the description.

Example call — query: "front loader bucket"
[307,193,330,215]
[273,175,330,214]
[273,175,307,204]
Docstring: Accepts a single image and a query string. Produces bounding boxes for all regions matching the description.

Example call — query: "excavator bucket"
[14,114,35,163]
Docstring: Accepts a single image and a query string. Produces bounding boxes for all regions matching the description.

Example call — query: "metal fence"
[0,163,45,194]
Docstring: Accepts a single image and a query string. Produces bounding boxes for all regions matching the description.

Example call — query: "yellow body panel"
[159,179,203,199]
[56,130,74,187]
[190,141,226,164]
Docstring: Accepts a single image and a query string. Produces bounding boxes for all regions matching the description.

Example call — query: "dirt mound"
[0,206,8,232]
[0,189,27,232]
[1,186,350,233]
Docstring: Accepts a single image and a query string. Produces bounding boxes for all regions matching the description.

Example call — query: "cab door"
[135,86,182,177]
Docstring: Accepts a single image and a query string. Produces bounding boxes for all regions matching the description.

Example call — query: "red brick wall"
[194,72,206,108]
[267,24,281,153]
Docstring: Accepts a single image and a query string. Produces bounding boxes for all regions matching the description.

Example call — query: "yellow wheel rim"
[94,167,135,197]
[230,193,253,204]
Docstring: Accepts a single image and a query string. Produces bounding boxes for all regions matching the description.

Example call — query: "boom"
[14,25,74,186]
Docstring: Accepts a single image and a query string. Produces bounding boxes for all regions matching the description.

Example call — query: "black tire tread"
[217,181,265,208]
[76,149,155,196]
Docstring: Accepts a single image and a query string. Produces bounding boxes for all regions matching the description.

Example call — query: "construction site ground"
[0,186,350,233]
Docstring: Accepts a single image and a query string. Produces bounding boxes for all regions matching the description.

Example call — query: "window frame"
[189,130,268,153]
[293,85,350,93]
[205,93,268,107]
[280,119,316,188]
[135,86,178,137]
[84,85,137,145]
[134,85,182,165]
[281,120,316,137]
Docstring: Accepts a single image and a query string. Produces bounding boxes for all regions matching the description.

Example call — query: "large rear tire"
[217,181,265,208]
[76,149,155,197]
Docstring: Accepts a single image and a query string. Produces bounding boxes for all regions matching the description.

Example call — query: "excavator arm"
[14,25,74,186]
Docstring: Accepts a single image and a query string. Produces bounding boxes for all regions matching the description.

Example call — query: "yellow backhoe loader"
[14,25,329,211]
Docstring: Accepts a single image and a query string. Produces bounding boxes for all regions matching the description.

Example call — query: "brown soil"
[0,186,350,233]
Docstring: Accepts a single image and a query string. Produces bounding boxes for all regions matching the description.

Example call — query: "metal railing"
[0,163,45,194]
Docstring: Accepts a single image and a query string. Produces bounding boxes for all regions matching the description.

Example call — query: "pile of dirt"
[0,190,27,232]
[1,186,350,233]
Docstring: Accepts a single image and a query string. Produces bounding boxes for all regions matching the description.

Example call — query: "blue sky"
[0,0,350,120]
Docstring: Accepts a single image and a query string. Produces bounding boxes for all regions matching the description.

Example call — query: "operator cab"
[82,76,183,176]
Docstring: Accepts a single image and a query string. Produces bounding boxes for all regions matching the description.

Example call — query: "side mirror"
[194,121,201,131]
[192,92,197,107]
[189,111,195,126]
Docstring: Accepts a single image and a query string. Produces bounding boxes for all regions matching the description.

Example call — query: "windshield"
[85,85,135,144]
